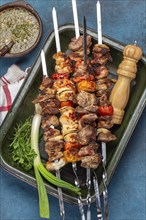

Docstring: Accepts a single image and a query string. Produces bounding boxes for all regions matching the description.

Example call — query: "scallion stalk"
[31,113,81,218]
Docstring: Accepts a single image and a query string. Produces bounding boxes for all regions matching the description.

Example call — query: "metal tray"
[0,24,146,205]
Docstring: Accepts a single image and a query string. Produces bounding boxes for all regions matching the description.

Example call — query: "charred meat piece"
[97,94,111,106]
[98,120,113,129]
[78,125,96,145]
[94,65,109,79]
[98,115,113,129]
[84,105,98,113]
[75,105,98,115]
[41,115,59,128]
[45,140,64,153]
[77,91,97,107]
[78,142,99,157]
[48,151,64,162]
[92,44,112,65]
[75,106,89,115]
[68,35,92,51]
[32,92,56,104]
[44,127,60,141]
[97,131,116,142]
[39,77,53,91]
[79,113,98,130]
[80,154,102,169]
[95,89,110,97]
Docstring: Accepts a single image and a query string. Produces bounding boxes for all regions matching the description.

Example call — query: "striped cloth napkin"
[0,64,27,125]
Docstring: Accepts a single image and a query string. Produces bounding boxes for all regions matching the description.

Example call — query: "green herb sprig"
[10,117,36,171]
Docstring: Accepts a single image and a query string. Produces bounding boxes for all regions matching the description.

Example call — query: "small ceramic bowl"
[0,0,43,58]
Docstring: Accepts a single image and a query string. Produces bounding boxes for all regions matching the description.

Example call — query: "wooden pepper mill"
[109,44,142,124]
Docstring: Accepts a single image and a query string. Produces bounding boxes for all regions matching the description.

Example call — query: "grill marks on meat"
[41,115,59,129]
[80,155,102,169]
[45,140,64,162]
[78,125,96,145]
[79,113,98,130]
[32,37,117,171]
[77,91,97,107]
[92,44,116,143]
[91,44,112,65]
[78,142,99,157]
[53,52,74,74]
[68,35,92,53]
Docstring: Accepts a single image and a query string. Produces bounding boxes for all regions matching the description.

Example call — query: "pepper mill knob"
[109,44,142,124]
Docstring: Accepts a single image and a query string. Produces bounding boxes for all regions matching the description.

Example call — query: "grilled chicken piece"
[56,87,76,102]
[64,132,79,143]
[53,78,76,91]
[78,142,99,157]
[77,80,96,92]
[78,125,96,145]
[61,124,78,136]
[79,113,98,130]
[41,115,59,128]
[80,155,101,169]
[40,98,60,115]
[53,52,67,63]
[64,148,81,162]
[59,111,78,126]
[77,91,97,107]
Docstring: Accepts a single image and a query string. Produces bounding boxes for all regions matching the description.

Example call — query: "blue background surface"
[0,0,146,220]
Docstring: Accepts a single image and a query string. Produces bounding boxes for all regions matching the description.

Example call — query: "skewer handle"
[109,44,142,124]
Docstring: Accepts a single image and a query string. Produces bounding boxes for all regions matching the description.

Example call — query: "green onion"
[31,113,81,218]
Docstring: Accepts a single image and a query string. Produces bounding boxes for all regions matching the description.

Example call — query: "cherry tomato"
[60,101,75,108]
[98,106,113,116]
[52,73,69,79]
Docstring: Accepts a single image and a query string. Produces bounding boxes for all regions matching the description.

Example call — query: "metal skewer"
[41,50,65,220]
[96,2,108,219]
[83,16,92,220]
[41,9,65,220]
[93,170,103,220]
[71,2,86,220]
[101,142,108,220]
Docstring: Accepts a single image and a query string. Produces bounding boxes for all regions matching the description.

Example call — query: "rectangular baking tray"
[0,24,146,205]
